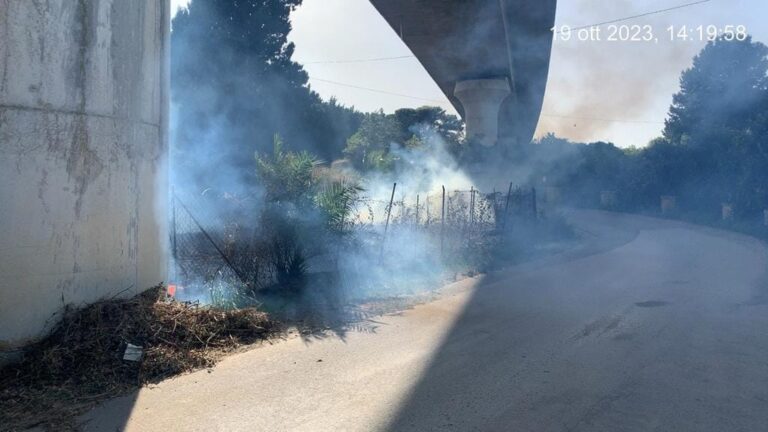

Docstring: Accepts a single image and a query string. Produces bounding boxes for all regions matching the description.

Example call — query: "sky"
[172,0,768,148]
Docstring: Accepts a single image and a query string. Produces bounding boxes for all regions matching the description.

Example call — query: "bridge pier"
[0,0,170,360]
[453,79,511,147]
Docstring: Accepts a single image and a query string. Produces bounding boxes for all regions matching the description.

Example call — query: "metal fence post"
[415,194,420,226]
[470,186,475,226]
[384,182,396,236]
[171,189,177,259]
[503,182,513,230]
[441,185,446,255]
[380,182,397,258]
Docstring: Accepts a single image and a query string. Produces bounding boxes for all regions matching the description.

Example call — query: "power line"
[302,1,714,66]
[309,77,663,125]
[556,0,712,33]
[309,77,447,104]
[304,1,714,65]
[304,55,415,65]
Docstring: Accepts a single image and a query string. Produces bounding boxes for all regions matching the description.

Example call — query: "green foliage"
[343,107,464,172]
[255,135,318,206]
[315,180,363,234]
[343,110,401,170]
[664,36,768,146]
[251,136,368,295]
[662,36,768,214]
[267,220,308,294]
[252,135,318,294]
[530,37,768,219]
[172,0,363,191]
[315,97,365,159]
[394,106,464,149]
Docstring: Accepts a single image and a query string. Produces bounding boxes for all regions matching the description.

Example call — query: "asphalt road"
[83,210,768,431]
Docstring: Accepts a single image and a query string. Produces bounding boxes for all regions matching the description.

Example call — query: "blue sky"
[173,0,768,148]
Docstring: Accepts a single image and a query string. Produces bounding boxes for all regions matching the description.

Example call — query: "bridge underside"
[370,0,557,147]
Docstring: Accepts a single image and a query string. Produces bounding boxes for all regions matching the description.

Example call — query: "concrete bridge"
[0,0,556,359]
[370,0,557,147]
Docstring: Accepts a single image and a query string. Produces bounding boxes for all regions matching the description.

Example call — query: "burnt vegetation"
[0,286,278,431]
[3,1,766,429]
[169,0,768,312]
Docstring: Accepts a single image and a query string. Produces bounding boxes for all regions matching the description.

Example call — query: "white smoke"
[171,0,191,18]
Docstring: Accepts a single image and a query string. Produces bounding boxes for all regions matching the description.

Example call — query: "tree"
[394,107,464,145]
[314,98,364,160]
[172,0,362,193]
[343,107,465,171]
[343,111,402,171]
[664,36,768,147]
[255,135,317,207]
[663,36,768,214]
[522,38,768,219]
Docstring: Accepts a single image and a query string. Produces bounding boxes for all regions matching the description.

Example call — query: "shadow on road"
[383,211,768,431]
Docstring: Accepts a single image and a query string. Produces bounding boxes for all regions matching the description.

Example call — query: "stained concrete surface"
[0,0,170,351]
[82,210,768,431]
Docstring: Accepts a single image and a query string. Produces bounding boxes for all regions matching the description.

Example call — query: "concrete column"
[454,79,511,147]
[0,0,170,357]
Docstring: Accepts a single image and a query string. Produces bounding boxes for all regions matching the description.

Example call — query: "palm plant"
[315,179,363,235]
[256,134,318,207]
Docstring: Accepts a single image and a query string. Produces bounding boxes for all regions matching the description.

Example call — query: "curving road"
[83,210,768,431]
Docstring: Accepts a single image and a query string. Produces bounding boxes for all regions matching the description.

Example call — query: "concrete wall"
[0,0,169,355]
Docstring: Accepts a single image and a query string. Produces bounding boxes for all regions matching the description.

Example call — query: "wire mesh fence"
[170,191,261,292]
[170,182,540,300]
[346,184,537,229]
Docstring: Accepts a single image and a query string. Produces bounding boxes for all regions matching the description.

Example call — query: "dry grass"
[0,285,279,431]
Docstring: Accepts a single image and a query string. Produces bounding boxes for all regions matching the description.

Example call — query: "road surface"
[83,210,768,431]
